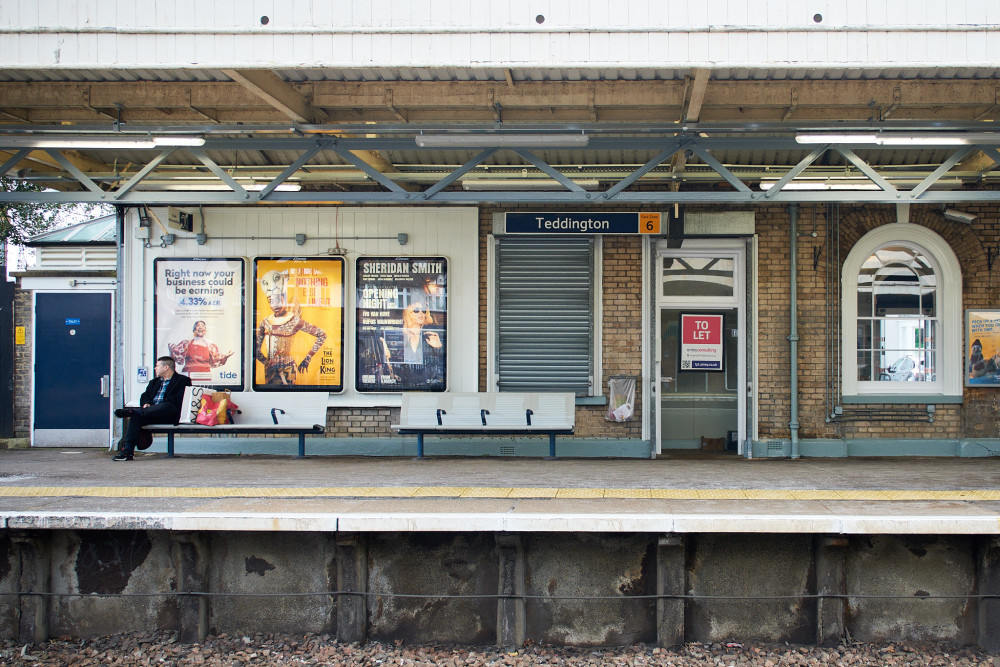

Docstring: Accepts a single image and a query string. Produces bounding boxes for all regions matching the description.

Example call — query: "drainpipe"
[788,204,801,459]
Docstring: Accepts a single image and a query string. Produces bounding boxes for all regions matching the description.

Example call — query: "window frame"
[841,224,962,400]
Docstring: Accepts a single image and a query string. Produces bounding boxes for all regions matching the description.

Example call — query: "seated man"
[113,356,192,461]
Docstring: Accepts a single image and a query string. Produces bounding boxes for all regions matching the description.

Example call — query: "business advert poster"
[253,257,344,392]
[356,256,447,392]
[154,257,245,389]
[966,309,1000,386]
[679,313,724,371]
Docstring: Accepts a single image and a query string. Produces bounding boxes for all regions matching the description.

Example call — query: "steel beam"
[257,141,329,200]
[3,189,999,205]
[2,129,999,205]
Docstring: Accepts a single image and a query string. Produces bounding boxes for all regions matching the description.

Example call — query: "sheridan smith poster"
[154,258,244,389]
[356,257,447,392]
[253,257,344,392]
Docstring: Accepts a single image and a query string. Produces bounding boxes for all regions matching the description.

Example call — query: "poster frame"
[965,308,1000,387]
[252,256,345,393]
[355,255,449,393]
[678,312,725,373]
[153,256,246,391]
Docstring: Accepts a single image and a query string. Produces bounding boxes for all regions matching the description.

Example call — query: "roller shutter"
[496,237,594,395]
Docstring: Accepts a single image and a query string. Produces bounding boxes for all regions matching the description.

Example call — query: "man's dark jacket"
[138,373,192,422]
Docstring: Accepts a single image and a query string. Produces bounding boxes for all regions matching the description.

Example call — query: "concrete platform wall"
[1,531,997,649]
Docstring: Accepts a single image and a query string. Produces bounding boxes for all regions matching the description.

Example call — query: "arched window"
[842,224,962,399]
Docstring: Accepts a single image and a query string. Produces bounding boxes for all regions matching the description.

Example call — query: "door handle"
[100,375,110,398]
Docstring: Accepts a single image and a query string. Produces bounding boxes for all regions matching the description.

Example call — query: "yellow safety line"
[0,486,997,501]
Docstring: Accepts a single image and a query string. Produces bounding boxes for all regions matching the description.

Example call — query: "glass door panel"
[659,307,739,450]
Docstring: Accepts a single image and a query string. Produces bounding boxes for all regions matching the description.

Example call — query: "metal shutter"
[496,237,593,395]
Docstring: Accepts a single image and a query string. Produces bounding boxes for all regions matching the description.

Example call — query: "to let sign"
[680,313,724,371]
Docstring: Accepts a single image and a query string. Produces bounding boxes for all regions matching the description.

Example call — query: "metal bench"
[143,386,327,457]
[391,392,575,459]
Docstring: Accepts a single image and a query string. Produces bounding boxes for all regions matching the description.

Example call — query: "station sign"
[504,212,661,235]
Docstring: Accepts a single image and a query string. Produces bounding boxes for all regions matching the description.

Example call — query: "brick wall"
[756,203,994,442]
[315,202,1000,445]
[478,207,645,440]
[12,285,31,437]
[592,235,643,439]
[327,407,399,438]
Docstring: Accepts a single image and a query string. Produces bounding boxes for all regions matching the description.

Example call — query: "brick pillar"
[656,534,685,647]
[172,533,209,643]
[12,532,49,643]
[979,536,1000,651]
[496,533,525,649]
[336,533,368,643]
[815,536,848,645]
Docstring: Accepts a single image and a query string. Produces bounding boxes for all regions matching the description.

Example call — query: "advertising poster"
[154,258,244,389]
[356,256,447,392]
[679,313,724,371]
[253,257,344,392]
[966,309,1000,386]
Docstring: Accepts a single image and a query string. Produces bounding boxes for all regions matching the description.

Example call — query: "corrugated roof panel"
[2,65,1000,84]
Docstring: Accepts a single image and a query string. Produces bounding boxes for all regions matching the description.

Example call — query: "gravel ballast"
[0,633,997,666]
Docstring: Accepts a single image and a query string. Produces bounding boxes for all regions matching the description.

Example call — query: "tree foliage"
[0,176,114,249]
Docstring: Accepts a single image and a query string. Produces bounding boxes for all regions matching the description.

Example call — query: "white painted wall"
[121,206,479,408]
[1,0,997,70]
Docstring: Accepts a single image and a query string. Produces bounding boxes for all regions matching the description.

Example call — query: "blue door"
[34,292,112,447]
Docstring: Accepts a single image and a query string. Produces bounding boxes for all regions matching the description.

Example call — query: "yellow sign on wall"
[15,326,25,345]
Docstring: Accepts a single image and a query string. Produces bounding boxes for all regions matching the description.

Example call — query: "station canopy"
[2,65,1000,205]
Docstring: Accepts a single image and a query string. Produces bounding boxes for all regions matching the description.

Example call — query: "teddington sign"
[504,212,661,235]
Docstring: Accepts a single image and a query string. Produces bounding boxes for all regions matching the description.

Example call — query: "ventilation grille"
[499,445,517,456]
[766,440,788,456]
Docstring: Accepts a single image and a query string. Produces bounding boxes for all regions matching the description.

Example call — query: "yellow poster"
[253,257,344,391]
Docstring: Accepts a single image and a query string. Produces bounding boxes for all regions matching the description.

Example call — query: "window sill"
[841,394,962,405]
[576,396,607,406]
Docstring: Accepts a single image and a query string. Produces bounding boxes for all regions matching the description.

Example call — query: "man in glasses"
[112,356,191,461]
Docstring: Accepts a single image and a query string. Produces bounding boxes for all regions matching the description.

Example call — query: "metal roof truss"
[2,133,1000,205]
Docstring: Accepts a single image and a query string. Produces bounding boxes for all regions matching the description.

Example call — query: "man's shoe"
[112,452,134,461]
[114,407,139,418]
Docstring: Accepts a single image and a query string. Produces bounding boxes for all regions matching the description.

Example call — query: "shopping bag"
[211,391,238,424]
[195,396,221,426]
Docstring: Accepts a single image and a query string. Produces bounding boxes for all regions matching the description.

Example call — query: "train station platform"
[1,447,998,535]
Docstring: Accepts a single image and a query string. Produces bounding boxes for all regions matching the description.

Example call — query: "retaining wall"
[2,530,998,649]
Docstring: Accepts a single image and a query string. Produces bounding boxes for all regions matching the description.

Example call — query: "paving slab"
[1,448,998,534]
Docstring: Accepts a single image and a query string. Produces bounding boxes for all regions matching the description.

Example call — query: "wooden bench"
[391,392,575,459]
[143,386,327,457]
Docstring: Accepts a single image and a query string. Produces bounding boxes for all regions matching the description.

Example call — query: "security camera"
[943,209,977,224]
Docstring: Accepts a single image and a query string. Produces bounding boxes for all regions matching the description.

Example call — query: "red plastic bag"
[195,396,220,426]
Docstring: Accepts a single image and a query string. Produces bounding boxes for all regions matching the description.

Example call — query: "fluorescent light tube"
[0,136,206,149]
[462,178,599,190]
[796,132,1000,146]
[760,178,962,191]
[141,182,301,192]
[795,133,879,144]
[759,181,881,191]
[153,136,207,147]
[416,133,589,148]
